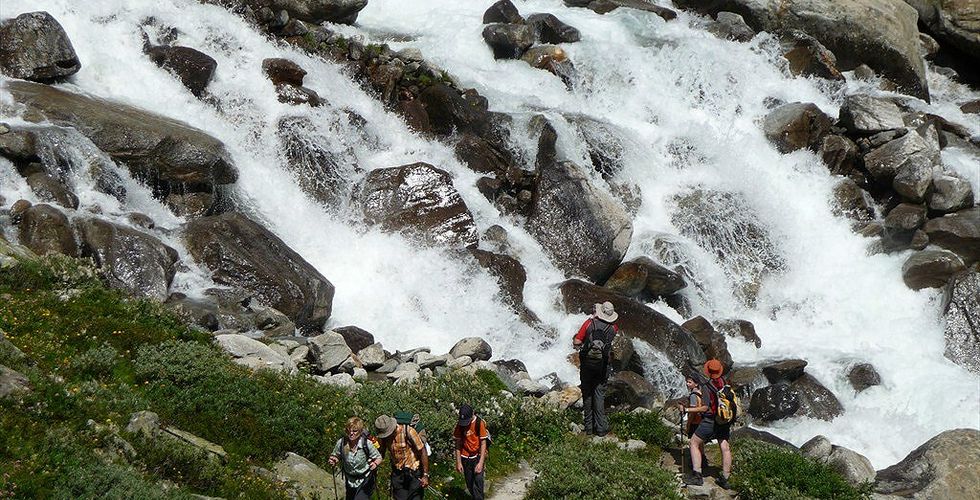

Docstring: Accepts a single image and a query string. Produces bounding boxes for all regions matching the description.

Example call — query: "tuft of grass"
[609,410,673,448]
[731,439,872,500]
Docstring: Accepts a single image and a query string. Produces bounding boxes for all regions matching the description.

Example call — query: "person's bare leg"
[720,439,732,477]
[689,435,704,473]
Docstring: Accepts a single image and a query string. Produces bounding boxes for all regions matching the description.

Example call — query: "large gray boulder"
[875,429,980,499]
[450,337,493,361]
[529,123,632,282]
[902,0,980,70]
[308,331,353,373]
[923,208,980,265]
[3,80,237,214]
[902,250,965,290]
[762,102,834,153]
[838,94,905,134]
[673,0,929,100]
[560,279,705,370]
[0,365,31,399]
[942,271,980,374]
[215,334,297,374]
[928,172,974,214]
[358,162,478,248]
[183,212,334,333]
[0,12,80,81]
[17,204,78,257]
[864,130,939,202]
[604,256,687,298]
[273,452,343,500]
[75,217,178,301]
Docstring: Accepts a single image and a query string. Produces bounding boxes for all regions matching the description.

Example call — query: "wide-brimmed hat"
[704,359,724,378]
[374,415,397,439]
[595,301,618,323]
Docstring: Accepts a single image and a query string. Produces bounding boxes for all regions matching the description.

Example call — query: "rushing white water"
[2,0,979,468]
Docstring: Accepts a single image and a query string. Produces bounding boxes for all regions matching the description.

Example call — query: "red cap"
[704,359,724,378]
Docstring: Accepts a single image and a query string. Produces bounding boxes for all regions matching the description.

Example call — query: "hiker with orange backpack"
[454,403,490,499]
[329,417,383,500]
[684,359,737,489]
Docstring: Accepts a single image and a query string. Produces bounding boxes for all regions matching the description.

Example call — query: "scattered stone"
[526,13,581,44]
[376,358,400,374]
[316,372,356,390]
[928,173,974,214]
[904,0,980,71]
[838,94,905,134]
[875,429,980,499]
[447,355,472,369]
[308,331,353,373]
[333,326,375,353]
[902,250,965,290]
[883,203,927,231]
[820,135,860,176]
[864,130,938,186]
[483,0,524,24]
[0,365,31,399]
[763,102,834,153]
[415,352,450,369]
[516,377,550,397]
[357,343,386,370]
[146,45,217,97]
[847,363,881,392]
[262,57,306,86]
[215,334,297,374]
[923,208,980,265]
[184,212,335,332]
[450,337,493,362]
[0,11,81,81]
[358,162,478,248]
[542,386,582,410]
[482,23,534,60]
[831,178,875,223]
[126,410,161,437]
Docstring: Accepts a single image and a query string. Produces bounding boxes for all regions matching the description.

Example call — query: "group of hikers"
[330,301,735,499]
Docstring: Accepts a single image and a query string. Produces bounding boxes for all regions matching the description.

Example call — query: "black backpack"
[580,320,614,371]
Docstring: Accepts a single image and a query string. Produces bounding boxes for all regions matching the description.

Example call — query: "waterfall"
[2,0,978,468]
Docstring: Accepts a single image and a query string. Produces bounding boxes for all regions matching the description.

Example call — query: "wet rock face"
[529,123,632,283]
[748,374,843,422]
[145,45,217,97]
[560,279,706,370]
[469,248,527,308]
[76,217,179,302]
[923,208,980,266]
[847,363,881,392]
[183,212,335,333]
[943,271,980,374]
[0,12,81,81]
[4,80,236,214]
[673,0,929,100]
[227,0,368,25]
[484,0,524,24]
[26,173,79,210]
[358,162,478,248]
[526,13,581,44]
[780,30,843,80]
[18,204,78,257]
[904,0,980,72]
[902,250,965,290]
[875,429,980,499]
[482,23,535,59]
[763,102,834,153]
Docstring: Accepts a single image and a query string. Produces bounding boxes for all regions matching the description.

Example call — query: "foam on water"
[2,0,979,467]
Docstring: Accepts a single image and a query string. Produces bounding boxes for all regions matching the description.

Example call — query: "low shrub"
[609,410,673,448]
[732,439,872,500]
[527,437,682,500]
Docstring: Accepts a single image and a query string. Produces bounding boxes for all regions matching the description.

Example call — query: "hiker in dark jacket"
[685,359,733,489]
[573,301,619,436]
[329,417,382,500]
[454,403,489,499]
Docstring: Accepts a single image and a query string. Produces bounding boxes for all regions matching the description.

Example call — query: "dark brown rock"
[358,162,478,248]
[883,203,927,231]
[146,45,217,97]
[469,248,527,307]
[0,12,80,81]
[716,319,762,348]
[262,58,306,86]
[749,373,843,422]
[454,133,513,174]
[923,208,980,265]
[482,23,535,60]
[183,212,335,333]
[847,363,881,392]
[707,12,756,41]
[831,178,875,223]
[483,0,524,24]
[526,13,581,44]
[762,359,807,383]
[75,217,178,301]
[588,0,677,21]
[781,29,843,80]
[18,204,78,257]
[333,326,375,353]
[820,135,860,176]
[26,173,78,210]
[418,84,491,138]
[606,370,661,408]
[763,102,834,153]
[902,250,966,290]
[681,316,733,374]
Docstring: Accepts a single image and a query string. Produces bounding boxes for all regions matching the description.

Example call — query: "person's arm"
[328,439,342,466]
[367,440,382,469]
[419,449,430,488]
[686,392,709,413]
[573,318,592,347]
[454,427,464,473]
[409,428,430,488]
[476,436,488,474]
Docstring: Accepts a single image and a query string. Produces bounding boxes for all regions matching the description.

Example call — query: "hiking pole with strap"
[680,410,686,481]
[330,463,340,500]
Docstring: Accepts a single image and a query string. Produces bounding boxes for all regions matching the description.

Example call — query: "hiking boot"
[683,472,703,486]
[716,475,730,489]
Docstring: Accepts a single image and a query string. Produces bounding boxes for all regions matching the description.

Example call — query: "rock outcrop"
[75,217,179,301]
[0,12,81,81]
[875,429,980,499]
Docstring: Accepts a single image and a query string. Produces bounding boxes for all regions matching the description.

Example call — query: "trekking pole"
[330,463,340,500]
[679,410,686,480]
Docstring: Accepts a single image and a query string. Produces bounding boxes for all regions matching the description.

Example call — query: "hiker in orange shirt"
[453,404,490,499]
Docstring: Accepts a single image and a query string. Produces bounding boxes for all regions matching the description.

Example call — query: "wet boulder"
[838,94,905,135]
[236,0,367,25]
[18,204,78,257]
[606,371,661,408]
[707,12,756,42]
[864,130,939,200]
[884,203,928,232]
[875,429,980,499]
[358,162,478,248]
[183,212,334,333]
[484,0,524,24]
[780,30,843,80]
[418,84,492,138]
[145,45,217,97]
[482,23,534,60]
[587,0,678,21]
[763,102,834,153]
[469,248,527,307]
[927,173,974,214]
[748,373,843,422]
[604,256,686,298]
[923,208,980,265]
[262,58,307,86]
[454,133,513,175]
[0,12,80,81]
[673,0,929,100]
[831,178,875,223]
[527,13,581,44]
[847,363,881,392]
[681,317,733,374]
[529,123,632,282]
[728,365,767,402]
[903,0,980,71]
[820,135,860,176]
[520,45,574,82]
[943,271,980,374]
[75,217,178,301]
[26,173,78,210]
[762,359,807,384]
[902,250,965,290]
[333,326,375,354]
[450,337,493,362]
[560,279,705,370]
[4,80,237,214]
[716,318,762,348]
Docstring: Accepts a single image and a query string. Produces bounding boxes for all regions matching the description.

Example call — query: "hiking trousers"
[581,374,608,435]
[345,472,376,500]
[461,456,485,500]
[391,467,424,500]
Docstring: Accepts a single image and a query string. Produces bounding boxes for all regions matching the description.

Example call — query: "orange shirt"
[390,424,426,470]
[453,418,488,458]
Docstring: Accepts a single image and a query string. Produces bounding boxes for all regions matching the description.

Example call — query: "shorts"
[694,419,730,442]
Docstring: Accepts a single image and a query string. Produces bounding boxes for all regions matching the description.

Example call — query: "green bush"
[732,439,872,500]
[69,343,119,379]
[527,437,682,500]
[609,410,673,448]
